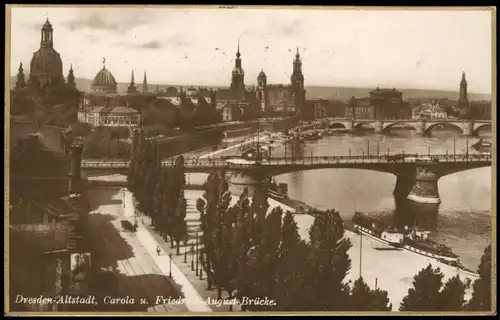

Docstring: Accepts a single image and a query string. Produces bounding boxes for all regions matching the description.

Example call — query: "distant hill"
[10,77,491,102]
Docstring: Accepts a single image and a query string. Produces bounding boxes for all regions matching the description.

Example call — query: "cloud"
[62,9,154,33]
[138,40,163,49]
[277,19,302,36]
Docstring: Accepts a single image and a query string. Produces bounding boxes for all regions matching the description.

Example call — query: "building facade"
[412,101,447,120]
[78,96,141,127]
[346,88,411,120]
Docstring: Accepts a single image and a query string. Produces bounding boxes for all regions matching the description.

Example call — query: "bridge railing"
[80,153,491,169]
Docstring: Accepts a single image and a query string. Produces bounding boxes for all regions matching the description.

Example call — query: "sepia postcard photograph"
[4,5,496,315]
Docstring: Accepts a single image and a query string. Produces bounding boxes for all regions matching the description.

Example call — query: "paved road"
[121,189,212,312]
[86,188,188,312]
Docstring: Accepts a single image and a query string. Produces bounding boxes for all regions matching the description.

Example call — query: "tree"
[245,207,283,311]
[466,244,492,311]
[171,188,188,255]
[231,189,253,310]
[350,277,392,311]
[197,170,231,294]
[166,155,188,251]
[438,275,467,311]
[273,211,309,311]
[302,209,352,311]
[399,264,444,311]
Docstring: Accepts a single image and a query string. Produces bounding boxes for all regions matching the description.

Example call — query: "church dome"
[258,69,266,78]
[42,18,53,31]
[91,67,118,93]
[30,48,63,76]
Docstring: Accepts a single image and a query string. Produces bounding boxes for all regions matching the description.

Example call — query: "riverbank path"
[121,189,213,312]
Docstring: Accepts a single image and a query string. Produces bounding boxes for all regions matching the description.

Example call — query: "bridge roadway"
[81,153,492,176]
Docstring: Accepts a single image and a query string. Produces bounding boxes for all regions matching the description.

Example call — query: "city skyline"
[9,6,494,93]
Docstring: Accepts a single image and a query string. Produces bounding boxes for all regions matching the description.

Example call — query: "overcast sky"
[9,6,493,93]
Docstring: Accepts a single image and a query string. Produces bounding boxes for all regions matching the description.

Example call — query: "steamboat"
[352,212,404,250]
[402,228,459,263]
[352,212,462,265]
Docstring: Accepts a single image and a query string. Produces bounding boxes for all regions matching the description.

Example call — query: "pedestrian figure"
[156,246,161,256]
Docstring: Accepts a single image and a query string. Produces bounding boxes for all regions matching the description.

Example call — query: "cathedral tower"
[230,40,245,95]
[290,47,306,119]
[458,71,469,117]
[15,62,26,90]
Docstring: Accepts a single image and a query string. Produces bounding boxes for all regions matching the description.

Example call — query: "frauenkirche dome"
[29,18,64,89]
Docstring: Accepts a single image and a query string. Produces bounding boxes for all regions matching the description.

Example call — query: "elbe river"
[268,127,492,270]
[187,125,492,270]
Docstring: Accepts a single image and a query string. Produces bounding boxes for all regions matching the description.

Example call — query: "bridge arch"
[353,122,375,130]
[423,122,464,135]
[473,123,491,135]
[382,122,417,133]
[329,122,347,129]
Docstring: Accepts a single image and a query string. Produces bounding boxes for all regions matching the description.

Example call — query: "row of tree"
[196,171,390,311]
[195,169,492,312]
[126,136,188,254]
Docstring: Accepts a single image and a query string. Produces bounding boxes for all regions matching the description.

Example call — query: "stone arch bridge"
[81,153,491,205]
[324,118,491,136]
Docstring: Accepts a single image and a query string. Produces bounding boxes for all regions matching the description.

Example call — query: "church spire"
[67,63,75,88]
[142,71,148,93]
[16,62,26,90]
[127,69,137,94]
[230,39,245,93]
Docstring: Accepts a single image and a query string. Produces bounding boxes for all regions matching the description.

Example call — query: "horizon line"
[9,75,493,96]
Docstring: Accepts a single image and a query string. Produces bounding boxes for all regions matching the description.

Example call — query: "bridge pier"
[406,167,441,204]
[374,120,384,134]
[227,171,266,197]
[461,121,474,136]
[415,120,426,136]
[393,174,415,198]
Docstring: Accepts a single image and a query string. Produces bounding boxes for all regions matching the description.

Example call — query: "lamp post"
[195,231,199,276]
[367,140,370,157]
[285,142,288,162]
[377,141,379,158]
[453,137,456,159]
[349,149,351,159]
[190,243,195,271]
[184,240,188,263]
[168,253,172,278]
[199,251,204,280]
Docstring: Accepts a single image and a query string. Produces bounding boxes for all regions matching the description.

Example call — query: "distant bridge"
[322,118,491,136]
